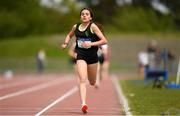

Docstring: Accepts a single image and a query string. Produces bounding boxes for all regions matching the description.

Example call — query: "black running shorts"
[76,49,98,64]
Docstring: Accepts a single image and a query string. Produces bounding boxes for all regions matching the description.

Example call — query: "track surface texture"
[0,73,124,116]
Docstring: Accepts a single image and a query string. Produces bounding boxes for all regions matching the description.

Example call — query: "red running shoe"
[81,105,88,114]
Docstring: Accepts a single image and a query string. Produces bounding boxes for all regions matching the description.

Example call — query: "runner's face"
[80,10,92,23]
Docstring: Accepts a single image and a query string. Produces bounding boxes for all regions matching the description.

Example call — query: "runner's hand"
[61,43,68,50]
[82,41,91,49]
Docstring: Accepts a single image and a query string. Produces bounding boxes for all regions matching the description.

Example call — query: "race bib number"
[77,37,91,49]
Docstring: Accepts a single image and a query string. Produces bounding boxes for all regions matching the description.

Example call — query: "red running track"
[0,74,124,116]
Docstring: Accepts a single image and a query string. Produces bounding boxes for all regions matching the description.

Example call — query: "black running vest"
[75,22,99,51]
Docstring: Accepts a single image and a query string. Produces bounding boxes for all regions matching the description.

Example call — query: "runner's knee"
[79,78,86,83]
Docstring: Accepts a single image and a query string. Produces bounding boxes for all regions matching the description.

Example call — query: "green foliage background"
[111,6,175,32]
[0,0,179,39]
[0,0,79,38]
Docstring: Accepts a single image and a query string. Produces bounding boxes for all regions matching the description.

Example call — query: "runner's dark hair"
[80,8,104,33]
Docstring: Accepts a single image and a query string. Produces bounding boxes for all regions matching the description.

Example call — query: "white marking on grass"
[35,86,78,116]
[0,78,71,101]
[112,76,132,116]
[176,59,180,84]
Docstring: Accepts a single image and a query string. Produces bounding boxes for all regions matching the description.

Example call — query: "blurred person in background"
[61,7,107,114]
[147,39,158,53]
[146,39,160,69]
[137,39,159,76]
[68,42,77,76]
[137,51,148,76]
[93,22,110,88]
[36,48,46,74]
[167,49,176,75]
[95,44,110,88]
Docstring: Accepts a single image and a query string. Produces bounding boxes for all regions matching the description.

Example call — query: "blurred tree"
[0,0,179,39]
[0,0,82,39]
[132,0,152,8]
[0,0,77,38]
[132,0,180,30]
[160,0,180,29]
[111,6,174,32]
[0,0,41,38]
[84,0,118,24]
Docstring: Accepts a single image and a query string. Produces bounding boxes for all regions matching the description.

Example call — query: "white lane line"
[0,80,31,89]
[112,76,132,116]
[0,78,71,101]
[0,78,50,89]
[35,86,78,116]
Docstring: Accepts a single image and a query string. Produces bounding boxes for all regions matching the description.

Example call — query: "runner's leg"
[87,63,98,86]
[95,62,100,88]
[76,60,88,105]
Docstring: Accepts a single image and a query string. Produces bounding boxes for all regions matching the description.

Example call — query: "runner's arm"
[91,23,107,46]
[61,24,76,50]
